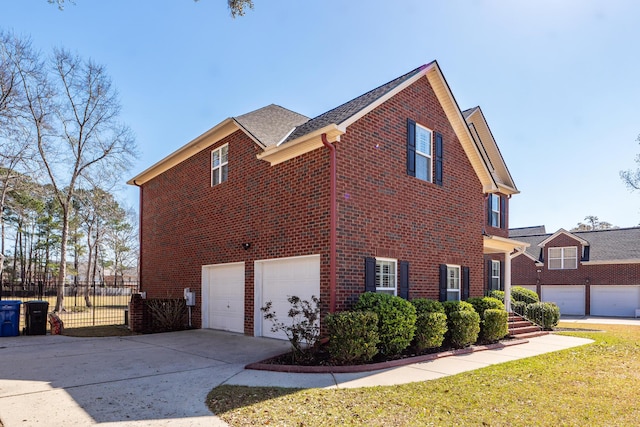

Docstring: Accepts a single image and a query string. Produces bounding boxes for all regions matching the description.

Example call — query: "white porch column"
[504,252,512,312]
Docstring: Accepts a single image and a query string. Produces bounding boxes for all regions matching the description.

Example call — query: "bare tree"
[16,47,137,311]
[0,31,40,283]
[49,0,256,17]
[571,215,617,232]
[620,135,640,192]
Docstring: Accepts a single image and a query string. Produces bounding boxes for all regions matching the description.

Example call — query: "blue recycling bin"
[0,300,22,337]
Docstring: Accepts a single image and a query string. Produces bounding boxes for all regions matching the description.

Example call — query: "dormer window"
[211,144,228,186]
[548,247,578,270]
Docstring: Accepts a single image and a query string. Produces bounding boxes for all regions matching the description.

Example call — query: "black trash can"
[25,301,49,335]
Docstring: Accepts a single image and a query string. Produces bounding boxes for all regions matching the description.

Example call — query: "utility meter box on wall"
[184,288,196,306]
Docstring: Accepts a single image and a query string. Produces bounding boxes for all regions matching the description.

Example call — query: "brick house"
[510,226,640,317]
[128,61,527,337]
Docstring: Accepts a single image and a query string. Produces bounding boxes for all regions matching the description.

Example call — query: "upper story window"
[446,265,460,301]
[407,119,443,186]
[548,247,578,270]
[415,124,433,182]
[489,194,500,227]
[375,258,397,295]
[211,144,228,186]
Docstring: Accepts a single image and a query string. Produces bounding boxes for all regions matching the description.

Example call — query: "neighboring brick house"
[128,61,527,337]
[510,226,640,317]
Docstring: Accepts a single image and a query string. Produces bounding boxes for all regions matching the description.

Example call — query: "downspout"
[133,180,143,291]
[321,134,337,313]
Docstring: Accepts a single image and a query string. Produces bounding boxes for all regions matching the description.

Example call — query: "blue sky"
[4,0,640,232]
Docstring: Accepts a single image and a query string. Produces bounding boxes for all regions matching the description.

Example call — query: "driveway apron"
[0,329,291,426]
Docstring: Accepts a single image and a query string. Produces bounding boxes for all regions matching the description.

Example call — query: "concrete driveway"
[0,329,291,426]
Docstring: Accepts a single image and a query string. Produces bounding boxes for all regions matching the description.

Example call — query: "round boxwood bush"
[482,308,508,342]
[354,292,417,356]
[448,310,480,348]
[488,290,505,303]
[441,301,480,348]
[467,297,505,320]
[325,311,379,365]
[411,299,447,351]
[526,302,560,330]
[511,286,539,305]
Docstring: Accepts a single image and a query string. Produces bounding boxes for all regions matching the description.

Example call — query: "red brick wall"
[140,130,331,332]
[332,75,485,308]
[139,74,489,331]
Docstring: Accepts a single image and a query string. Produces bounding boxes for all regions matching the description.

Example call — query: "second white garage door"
[254,255,321,340]
[541,285,585,316]
[590,285,640,317]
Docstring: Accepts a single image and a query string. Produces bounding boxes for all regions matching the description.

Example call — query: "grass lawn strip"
[207,323,640,426]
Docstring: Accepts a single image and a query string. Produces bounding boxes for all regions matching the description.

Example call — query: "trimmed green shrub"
[412,298,445,314]
[511,286,539,305]
[482,309,508,342]
[467,297,505,320]
[442,300,475,318]
[413,312,448,351]
[354,292,417,356]
[411,298,447,351]
[526,302,560,330]
[449,310,480,348]
[325,311,379,365]
[441,301,480,348]
[512,300,527,317]
[488,290,505,303]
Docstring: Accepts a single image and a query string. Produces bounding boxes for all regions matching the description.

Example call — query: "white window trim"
[415,123,433,183]
[375,257,397,296]
[548,246,578,270]
[490,194,500,228]
[491,260,501,290]
[211,144,228,186]
[446,264,461,301]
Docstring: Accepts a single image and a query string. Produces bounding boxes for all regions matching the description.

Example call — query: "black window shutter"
[500,195,506,229]
[439,264,447,302]
[406,119,416,177]
[499,261,504,291]
[581,245,590,262]
[487,196,493,226]
[399,261,409,300]
[435,132,443,186]
[365,257,376,293]
[462,266,470,300]
[486,259,492,292]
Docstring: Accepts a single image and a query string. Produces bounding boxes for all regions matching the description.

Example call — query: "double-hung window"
[415,124,433,182]
[548,247,578,270]
[447,265,460,301]
[491,260,501,291]
[211,144,228,186]
[375,258,397,295]
[489,194,500,227]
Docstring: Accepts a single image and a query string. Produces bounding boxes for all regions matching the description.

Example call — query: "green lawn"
[207,323,640,426]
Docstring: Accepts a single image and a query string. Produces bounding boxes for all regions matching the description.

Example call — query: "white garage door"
[254,255,320,340]
[541,285,585,316]
[591,285,640,317]
[202,262,245,333]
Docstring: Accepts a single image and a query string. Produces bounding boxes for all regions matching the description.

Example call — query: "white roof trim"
[538,229,590,247]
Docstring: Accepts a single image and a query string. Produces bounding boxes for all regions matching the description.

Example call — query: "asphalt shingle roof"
[282,64,431,144]
[510,227,640,262]
[510,226,547,238]
[234,104,309,148]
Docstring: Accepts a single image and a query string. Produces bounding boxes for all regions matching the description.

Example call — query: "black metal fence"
[1,280,139,329]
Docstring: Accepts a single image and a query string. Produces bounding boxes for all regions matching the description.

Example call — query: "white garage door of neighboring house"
[518,285,537,293]
[590,285,640,317]
[202,262,245,334]
[541,285,585,316]
[254,255,321,340]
